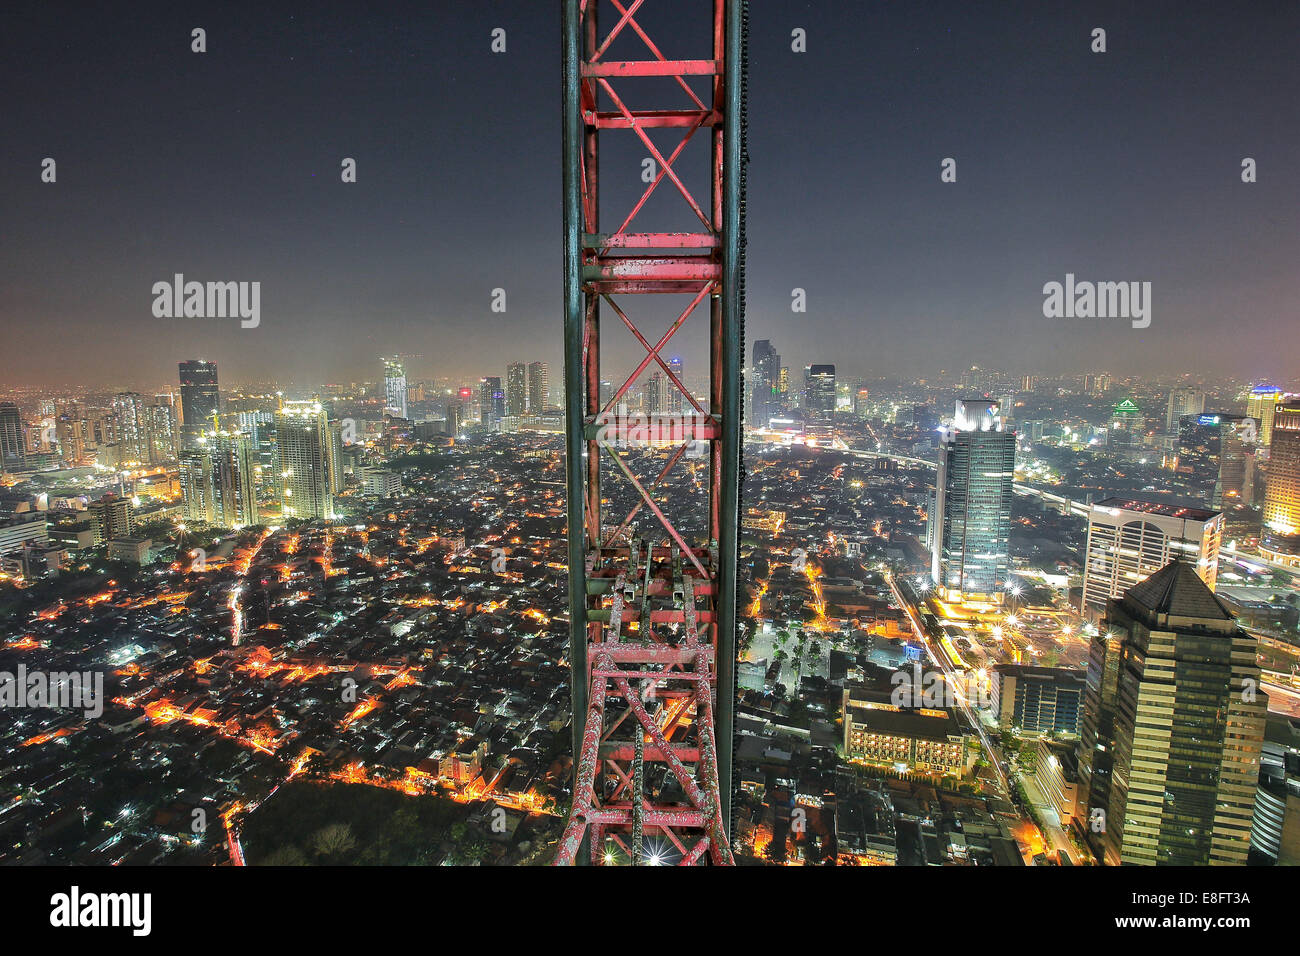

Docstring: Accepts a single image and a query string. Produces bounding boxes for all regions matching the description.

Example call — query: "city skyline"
[2,0,1299,895]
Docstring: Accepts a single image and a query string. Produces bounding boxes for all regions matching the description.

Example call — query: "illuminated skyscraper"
[233,410,275,474]
[805,364,836,416]
[527,361,549,414]
[145,398,179,463]
[444,400,464,438]
[274,401,335,520]
[479,376,504,427]
[178,360,220,449]
[668,356,684,414]
[1216,427,1257,507]
[55,416,88,466]
[1081,560,1266,866]
[178,450,207,522]
[180,430,259,527]
[1084,373,1111,397]
[326,419,346,494]
[928,400,1016,601]
[1261,401,1300,566]
[751,340,781,425]
[1247,384,1285,447]
[1178,413,1258,508]
[0,403,25,470]
[644,371,667,414]
[111,392,150,465]
[88,493,133,544]
[1164,386,1205,432]
[383,358,408,419]
[1251,731,1300,864]
[506,363,527,417]
[1081,498,1222,616]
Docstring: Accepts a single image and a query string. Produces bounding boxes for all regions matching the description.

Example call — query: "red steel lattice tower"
[555,0,747,865]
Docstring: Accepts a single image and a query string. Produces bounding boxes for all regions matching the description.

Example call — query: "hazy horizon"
[3,0,1297,389]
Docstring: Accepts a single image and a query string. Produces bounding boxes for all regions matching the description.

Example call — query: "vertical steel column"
[560,0,589,865]
[715,0,744,843]
[556,0,743,867]
[582,5,602,611]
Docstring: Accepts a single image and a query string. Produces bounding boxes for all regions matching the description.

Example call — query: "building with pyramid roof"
[1080,559,1267,865]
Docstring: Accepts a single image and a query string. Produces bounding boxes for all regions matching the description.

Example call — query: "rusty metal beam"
[557,0,743,868]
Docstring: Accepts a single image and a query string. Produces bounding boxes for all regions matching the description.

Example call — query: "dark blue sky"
[2,0,1296,389]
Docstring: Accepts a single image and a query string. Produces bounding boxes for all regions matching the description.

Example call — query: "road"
[1017,771,1077,864]
[225,819,246,867]
[883,570,1009,796]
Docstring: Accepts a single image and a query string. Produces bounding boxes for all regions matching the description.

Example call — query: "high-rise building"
[444,401,464,437]
[527,361,549,414]
[479,376,504,427]
[1081,560,1267,865]
[178,360,220,449]
[751,340,781,425]
[1250,720,1300,864]
[88,493,133,544]
[233,410,276,475]
[117,392,175,468]
[0,513,48,557]
[180,430,259,527]
[928,400,1017,601]
[643,371,667,414]
[1216,421,1258,507]
[145,400,178,464]
[805,364,836,416]
[274,401,335,520]
[54,415,88,465]
[506,363,527,417]
[1108,398,1144,450]
[1177,413,1258,508]
[1084,373,1111,397]
[989,664,1086,736]
[111,392,151,465]
[1247,384,1286,447]
[383,359,408,419]
[326,419,346,494]
[1261,401,1300,566]
[1165,385,1206,432]
[0,403,25,470]
[360,467,402,497]
[1081,498,1222,616]
[94,408,122,449]
[178,452,206,522]
[668,356,684,414]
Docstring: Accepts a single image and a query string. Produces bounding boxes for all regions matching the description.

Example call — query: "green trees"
[309,822,357,859]
[261,845,309,866]
[241,781,546,866]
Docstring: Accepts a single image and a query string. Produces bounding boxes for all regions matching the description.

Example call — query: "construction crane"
[555,0,747,866]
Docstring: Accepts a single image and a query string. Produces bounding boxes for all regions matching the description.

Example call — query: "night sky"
[2,0,1297,389]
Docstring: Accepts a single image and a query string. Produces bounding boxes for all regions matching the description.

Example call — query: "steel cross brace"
[560,0,742,867]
